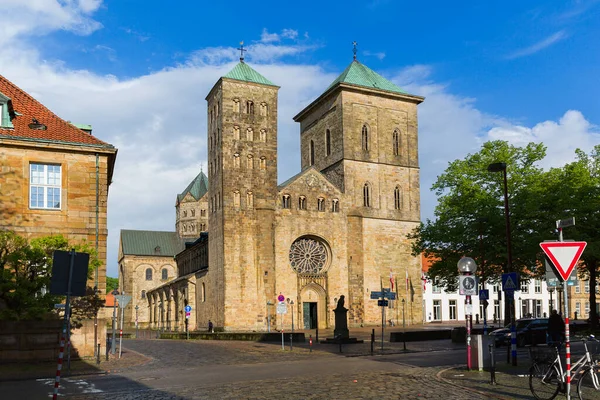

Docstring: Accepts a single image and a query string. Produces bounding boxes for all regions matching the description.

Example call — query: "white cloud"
[1,13,598,279]
[363,50,386,60]
[506,30,568,59]
[260,29,280,43]
[281,29,298,40]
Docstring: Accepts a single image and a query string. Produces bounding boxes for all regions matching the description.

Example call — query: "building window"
[585,280,590,293]
[183,210,187,218]
[361,125,369,152]
[298,196,306,210]
[162,268,168,280]
[520,280,529,293]
[233,99,240,113]
[282,194,291,209]
[534,279,541,293]
[246,191,253,209]
[259,129,266,142]
[202,283,206,302]
[246,100,254,114]
[141,290,146,299]
[233,190,241,209]
[586,301,590,315]
[317,197,325,212]
[200,223,206,231]
[247,127,253,141]
[332,199,339,212]
[30,163,61,209]
[394,186,401,210]
[233,125,240,140]
[259,157,266,170]
[310,140,315,166]
[449,300,457,320]
[433,300,441,321]
[325,129,331,156]
[191,209,195,217]
[393,129,400,156]
[432,277,441,294]
[576,282,581,293]
[233,154,240,168]
[247,154,253,169]
[363,183,371,207]
[576,302,581,317]
[201,209,206,217]
[260,102,268,116]
[145,268,153,281]
[535,299,542,318]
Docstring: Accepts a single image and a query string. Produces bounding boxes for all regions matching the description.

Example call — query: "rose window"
[289,237,328,274]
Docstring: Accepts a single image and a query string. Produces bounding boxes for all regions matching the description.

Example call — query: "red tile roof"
[0,74,114,148]
[105,293,117,307]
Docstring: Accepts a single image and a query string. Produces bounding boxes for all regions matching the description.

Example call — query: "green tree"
[106,276,119,293]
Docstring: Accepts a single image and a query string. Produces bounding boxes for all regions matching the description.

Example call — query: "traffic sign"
[185,305,192,313]
[185,312,190,319]
[459,275,477,295]
[386,292,397,300]
[377,300,389,307]
[115,294,132,308]
[277,294,285,302]
[479,289,489,301]
[276,303,287,314]
[540,241,587,281]
[370,291,383,299]
[54,303,65,309]
[465,304,473,316]
[502,272,519,291]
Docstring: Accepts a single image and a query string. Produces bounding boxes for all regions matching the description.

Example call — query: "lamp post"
[488,161,517,366]
[458,256,477,371]
[287,298,294,350]
[111,289,119,354]
[402,298,406,351]
[548,287,554,313]
[135,305,139,339]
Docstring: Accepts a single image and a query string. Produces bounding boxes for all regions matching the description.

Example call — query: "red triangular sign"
[540,241,587,281]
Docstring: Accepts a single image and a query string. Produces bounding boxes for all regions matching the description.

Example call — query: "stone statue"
[336,295,345,311]
[333,295,349,339]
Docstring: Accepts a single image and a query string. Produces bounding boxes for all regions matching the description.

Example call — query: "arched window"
[247,191,254,208]
[247,154,254,169]
[233,99,240,113]
[183,210,187,217]
[191,209,195,217]
[361,125,369,152]
[363,183,371,207]
[233,153,240,168]
[246,100,254,114]
[326,129,331,156]
[393,129,400,156]
[282,194,291,209]
[162,268,168,280]
[298,196,307,210]
[260,102,268,116]
[233,125,240,140]
[141,290,146,299]
[202,283,206,302]
[259,156,266,170]
[259,129,266,142]
[233,190,241,208]
[310,140,315,166]
[317,197,325,212]
[332,198,339,212]
[247,127,253,141]
[146,268,153,281]
[394,186,402,210]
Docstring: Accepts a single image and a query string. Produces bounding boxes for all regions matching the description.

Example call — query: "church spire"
[352,41,357,61]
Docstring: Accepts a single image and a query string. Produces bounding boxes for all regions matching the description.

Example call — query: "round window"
[289,237,329,274]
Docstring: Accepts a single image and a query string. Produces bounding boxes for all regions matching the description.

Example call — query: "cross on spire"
[238,41,247,62]
[352,41,357,61]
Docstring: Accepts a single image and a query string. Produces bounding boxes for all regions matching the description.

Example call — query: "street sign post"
[459,276,477,295]
[540,242,587,282]
[114,294,131,359]
[501,272,519,291]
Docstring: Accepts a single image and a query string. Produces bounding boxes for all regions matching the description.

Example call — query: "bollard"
[105,341,109,361]
[290,333,293,351]
[309,335,313,352]
[316,327,319,342]
[371,329,375,355]
[489,344,496,385]
[97,344,100,365]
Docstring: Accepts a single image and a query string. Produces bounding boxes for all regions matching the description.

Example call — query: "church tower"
[293,55,425,325]
[203,53,279,330]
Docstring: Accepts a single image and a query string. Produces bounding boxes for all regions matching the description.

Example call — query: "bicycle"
[529,335,600,400]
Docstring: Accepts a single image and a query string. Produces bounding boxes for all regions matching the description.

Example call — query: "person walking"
[208,320,214,333]
[547,309,565,348]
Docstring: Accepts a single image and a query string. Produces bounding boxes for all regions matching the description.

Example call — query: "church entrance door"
[303,302,318,329]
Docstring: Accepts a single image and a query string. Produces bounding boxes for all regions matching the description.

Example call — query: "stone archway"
[300,283,327,330]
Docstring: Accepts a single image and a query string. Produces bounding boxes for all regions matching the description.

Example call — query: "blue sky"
[1,0,598,279]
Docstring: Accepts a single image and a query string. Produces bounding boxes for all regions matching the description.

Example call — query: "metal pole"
[467,294,472,370]
[281,313,284,351]
[502,167,517,367]
[119,302,124,358]
[381,280,384,351]
[111,294,117,354]
[558,227,571,400]
[402,300,406,351]
[135,306,139,339]
[290,302,294,351]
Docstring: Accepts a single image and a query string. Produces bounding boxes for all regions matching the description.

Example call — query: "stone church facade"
[137,57,424,332]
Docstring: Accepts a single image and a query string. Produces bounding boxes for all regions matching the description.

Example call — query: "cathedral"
[119,52,425,332]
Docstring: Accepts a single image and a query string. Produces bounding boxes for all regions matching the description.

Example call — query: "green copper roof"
[223,62,276,86]
[177,171,209,203]
[326,61,407,95]
[120,230,185,257]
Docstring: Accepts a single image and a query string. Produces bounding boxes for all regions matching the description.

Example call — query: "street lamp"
[458,256,477,371]
[111,289,119,355]
[488,161,517,366]
[287,298,294,350]
[548,287,555,313]
[135,305,139,339]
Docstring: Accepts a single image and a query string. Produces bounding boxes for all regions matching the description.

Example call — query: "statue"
[336,295,345,311]
[333,295,349,340]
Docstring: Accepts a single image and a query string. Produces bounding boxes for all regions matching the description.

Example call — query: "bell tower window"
[325,129,331,156]
[233,99,240,113]
[394,186,402,209]
[363,183,371,207]
[298,196,307,210]
[361,125,369,152]
[247,127,254,141]
[310,140,315,166]
[282,194,291,209]
[246,100,254,114]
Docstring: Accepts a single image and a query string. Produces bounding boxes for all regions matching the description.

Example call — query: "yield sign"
[540,241,587,281]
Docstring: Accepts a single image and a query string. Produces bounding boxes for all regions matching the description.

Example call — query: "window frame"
[145,268,153,281]
[29,163,62,210]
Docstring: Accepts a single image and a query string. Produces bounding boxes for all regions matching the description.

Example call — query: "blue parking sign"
[185,305,192,313]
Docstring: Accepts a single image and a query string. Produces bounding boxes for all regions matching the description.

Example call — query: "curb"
[435,366,513,400]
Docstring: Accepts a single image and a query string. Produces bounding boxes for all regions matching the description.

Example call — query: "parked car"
[489,318,549,347]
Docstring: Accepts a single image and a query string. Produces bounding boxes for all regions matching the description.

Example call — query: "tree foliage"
[0,231,104,322]
[106,276,119,294]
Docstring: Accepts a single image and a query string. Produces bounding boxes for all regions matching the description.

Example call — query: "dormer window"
[0,93,14,128]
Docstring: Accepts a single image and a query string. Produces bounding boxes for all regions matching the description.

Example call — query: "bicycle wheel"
[578,367,600,400]
[529,361,561,400]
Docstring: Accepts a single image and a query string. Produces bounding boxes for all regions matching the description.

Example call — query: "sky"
[1,0,599,279]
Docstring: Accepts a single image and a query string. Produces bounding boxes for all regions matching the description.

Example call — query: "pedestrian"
[547,309,565,348]
[208,320,214,333]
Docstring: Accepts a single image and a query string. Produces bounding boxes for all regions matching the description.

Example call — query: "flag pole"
[395,276,399,326]
[406,266,409,325]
